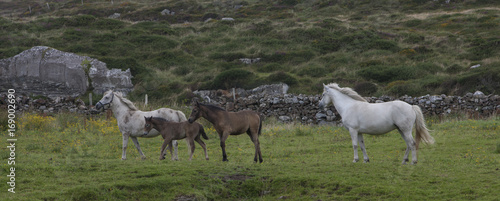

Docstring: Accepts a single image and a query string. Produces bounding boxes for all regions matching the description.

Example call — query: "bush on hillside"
[210,69,255,89]
[267,71,298,86]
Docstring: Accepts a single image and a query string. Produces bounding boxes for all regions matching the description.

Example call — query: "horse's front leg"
[122,133,130,160]
[358,134,369,163]
[348,128,359,163]
[131,136,146,160]
[159,138,170,160]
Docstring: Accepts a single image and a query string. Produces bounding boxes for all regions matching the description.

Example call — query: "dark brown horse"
[188,101,263,163]
[143,116,209,161]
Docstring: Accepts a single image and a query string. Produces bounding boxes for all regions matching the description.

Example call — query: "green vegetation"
[1,112,499,200]
[1,0,499,103]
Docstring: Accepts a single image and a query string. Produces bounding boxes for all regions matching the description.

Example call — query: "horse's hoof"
[141,156,147,160]
[353,159,359,163]
[402,159,409,165]
[159,157,165,160]
[411,161,417,165]
[363,159,370,163]
[121,157,127,160]
[223,159,229,162]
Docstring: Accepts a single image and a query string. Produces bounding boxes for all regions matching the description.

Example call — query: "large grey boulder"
[0,46,133,97]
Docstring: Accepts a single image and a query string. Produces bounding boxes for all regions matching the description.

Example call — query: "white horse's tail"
[412,105,435,149]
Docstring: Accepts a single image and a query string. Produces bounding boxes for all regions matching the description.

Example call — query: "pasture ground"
[1,113,499,200]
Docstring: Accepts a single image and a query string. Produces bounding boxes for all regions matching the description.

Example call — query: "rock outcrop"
[0,46,133,97]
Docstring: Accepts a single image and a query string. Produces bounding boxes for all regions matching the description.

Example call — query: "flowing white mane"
[326,83,368,102]
[105,90,138,111]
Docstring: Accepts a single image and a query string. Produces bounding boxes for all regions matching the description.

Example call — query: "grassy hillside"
[1,0,499,102]
[0,112,499,200]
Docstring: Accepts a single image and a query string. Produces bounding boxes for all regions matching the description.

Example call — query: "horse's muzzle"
[318,102,325,110]
[95,102,103,110]
[188,118,194,123]
[143,131,149,136]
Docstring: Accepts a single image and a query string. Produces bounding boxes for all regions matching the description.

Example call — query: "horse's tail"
[258,114,263,136]
[412,105,435,150]
[199,123,209,140]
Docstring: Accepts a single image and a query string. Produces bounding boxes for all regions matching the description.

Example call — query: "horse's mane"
[105,90,138,111]
[200,103,226,112]
[326,83,368,102]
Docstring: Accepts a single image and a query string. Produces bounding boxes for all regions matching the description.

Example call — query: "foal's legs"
[358,134,369,163]
[195,136,209,160]
[220,132,230,162]
[398,129,417,165]
[188,138,196,161]
[131,136,146,160]
[348,128,359,163]
[159,137,173,160]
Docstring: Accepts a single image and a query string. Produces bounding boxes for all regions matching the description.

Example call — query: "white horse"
[95,90,187,160]
[318,83,435,164]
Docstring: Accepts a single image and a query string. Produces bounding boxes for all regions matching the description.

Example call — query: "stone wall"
[2,83,498,124]
[194,84,500,124]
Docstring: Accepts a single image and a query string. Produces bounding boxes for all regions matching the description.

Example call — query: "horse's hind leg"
[131,136,146,160]
[399,129,417,165]
[358,134,369,163]
[248,132,263,163]
[172,140,179,161]
[195,136,209,160]
[220,132,230,162]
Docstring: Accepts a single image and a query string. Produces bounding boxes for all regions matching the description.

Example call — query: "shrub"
[404,33,425,44]
[172,66,191,76]
[130,35,178,49]
[368,39,399,52]
[93,18,126,29]
[258,63,287,73]
[387,80,426,96]
[210,69,255,89]
[68,15,96,27]
[445,64,464,74]
[354,82,378,96]
[267,71,298,86]
[209,52,247,62]
[357,65,422,82]
[297,65,328,78]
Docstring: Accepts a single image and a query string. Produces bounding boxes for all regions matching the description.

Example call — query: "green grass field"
[1,112,499,200]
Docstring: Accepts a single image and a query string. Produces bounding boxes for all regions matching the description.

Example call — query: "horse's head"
[318,83,333,110]
[95,90,115,110]
[188,101,202,123]
[143,116,154,135]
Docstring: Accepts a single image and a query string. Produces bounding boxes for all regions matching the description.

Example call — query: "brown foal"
[143,116,209,161]
[187,101,263,163]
